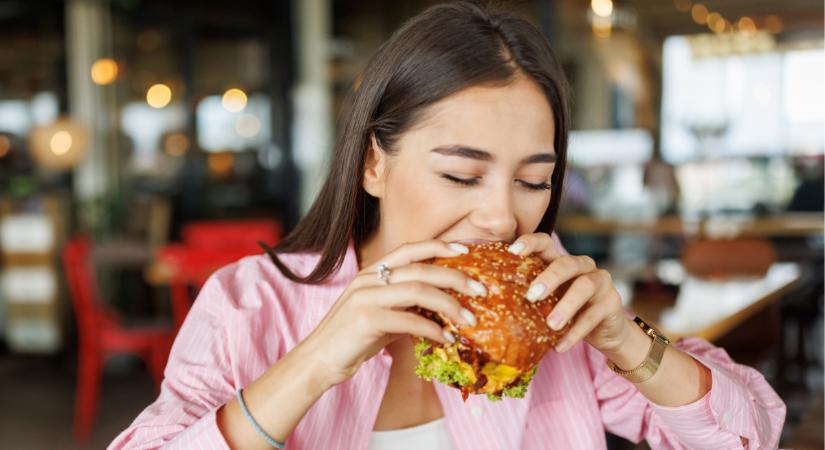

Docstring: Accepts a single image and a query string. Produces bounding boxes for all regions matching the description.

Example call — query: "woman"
[110,3,785,449]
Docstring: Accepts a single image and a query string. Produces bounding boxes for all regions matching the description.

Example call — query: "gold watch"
[607,316,671,383]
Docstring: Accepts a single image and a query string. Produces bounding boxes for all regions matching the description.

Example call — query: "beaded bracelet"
[236,388,286,449]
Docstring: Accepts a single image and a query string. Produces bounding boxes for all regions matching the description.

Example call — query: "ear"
[362,133,388,198]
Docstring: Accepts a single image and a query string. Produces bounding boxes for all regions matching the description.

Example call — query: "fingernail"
[460,308,477,327]
[449,243,470,254]
[468,279,487,297]
[525,283,546,302]
[508,241,525,255]
[547,312,564,330]
[442,329,456,343]
[555,338,571,352]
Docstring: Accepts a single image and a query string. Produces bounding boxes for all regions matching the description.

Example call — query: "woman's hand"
[298,240,486,390]
[507,233,630,354]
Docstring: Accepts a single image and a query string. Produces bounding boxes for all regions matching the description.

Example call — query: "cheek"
[384,169,466,238]
[514,192,552,233]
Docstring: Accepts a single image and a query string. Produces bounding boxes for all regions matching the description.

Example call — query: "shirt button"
[471,406,483,417]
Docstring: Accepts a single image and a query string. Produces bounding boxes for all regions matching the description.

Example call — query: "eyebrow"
[430,145,556,165]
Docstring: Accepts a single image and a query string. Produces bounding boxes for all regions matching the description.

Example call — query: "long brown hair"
[263,1,571,284]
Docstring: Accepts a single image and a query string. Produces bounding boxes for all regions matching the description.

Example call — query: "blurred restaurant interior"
[0,0,823,448]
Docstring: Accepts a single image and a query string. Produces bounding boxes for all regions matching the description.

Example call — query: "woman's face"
[363,75,557,254]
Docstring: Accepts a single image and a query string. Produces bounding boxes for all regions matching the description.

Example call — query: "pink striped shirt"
[110,238,785,450]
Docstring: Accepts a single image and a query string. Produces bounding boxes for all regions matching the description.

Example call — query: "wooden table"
[557,213,823,238]
[629,263,801,342]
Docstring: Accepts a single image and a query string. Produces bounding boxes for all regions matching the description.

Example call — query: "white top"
[367,418,455,450]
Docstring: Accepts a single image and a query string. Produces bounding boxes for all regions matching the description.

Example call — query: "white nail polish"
[468,279,487,297]
[460,308,477,327]
[525,283,546,302]
[547,314,562,330]
[508,242,525,255]
[449,243,470,254]
[442,329,456,343]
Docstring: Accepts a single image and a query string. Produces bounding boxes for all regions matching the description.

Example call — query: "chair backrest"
[181,220,280,252]
[62,237,106,341]
[158,244,255,330]
[681,238,777,278]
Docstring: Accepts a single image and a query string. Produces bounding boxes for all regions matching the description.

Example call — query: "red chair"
[160,219,281,330]
[159,245,267,331]
[181,219,281,252]
[63,237,175,443]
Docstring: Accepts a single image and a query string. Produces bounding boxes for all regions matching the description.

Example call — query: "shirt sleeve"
[108,276,235,450]
[587,336,786,450]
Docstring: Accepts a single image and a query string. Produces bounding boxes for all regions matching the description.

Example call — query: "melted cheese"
[481,362,521,393]
[438,344,522,393]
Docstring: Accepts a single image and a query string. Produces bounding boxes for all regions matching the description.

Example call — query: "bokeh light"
[235,114,261,138]
[707,13,726,33]
[49,131,72,155]
[164,132,190,156]
[737,17,757,36]
[208,152,234,177]
[690,4,708,24]
[146,83,172,108]
[222,88,248,112]
[591,0,613,18]
[90,58,118,85]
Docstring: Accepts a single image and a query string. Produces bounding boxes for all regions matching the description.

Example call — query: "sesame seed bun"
[413,241,569,400]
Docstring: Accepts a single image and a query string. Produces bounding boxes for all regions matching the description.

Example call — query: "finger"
[506,232,563,262]
[362,240,469,272]
[373,310,455,344]
[525,255,597,303]
[554,302,606,353]
[370,263,487,298]
[358,281,476,327]
[544,272,599,330]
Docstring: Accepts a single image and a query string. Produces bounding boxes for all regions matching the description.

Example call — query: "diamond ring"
[377,263,392,285]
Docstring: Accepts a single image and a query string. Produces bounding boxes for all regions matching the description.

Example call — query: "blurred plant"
[7,176,36,199]
[77,190,130,238]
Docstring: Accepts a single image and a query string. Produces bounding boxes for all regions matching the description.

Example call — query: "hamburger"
[413,241,569,401]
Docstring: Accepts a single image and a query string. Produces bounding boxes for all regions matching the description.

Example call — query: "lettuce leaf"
[414,340,473,387]
[485,366,537,401]
[414,340,538,402]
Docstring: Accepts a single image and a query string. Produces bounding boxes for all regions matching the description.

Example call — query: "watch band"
[607,316,670,383]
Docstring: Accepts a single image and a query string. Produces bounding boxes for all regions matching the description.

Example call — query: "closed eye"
[441,174,480,186]
[441,174,551,191]
[517,180,551,191]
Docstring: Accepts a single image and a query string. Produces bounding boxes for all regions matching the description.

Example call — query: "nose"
[469,185,518,239]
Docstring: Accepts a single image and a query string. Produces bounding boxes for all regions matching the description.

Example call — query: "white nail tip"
[508,242,525,255]
[442,329,456,343]
[468,279,487,297]
[460,308,478,327]
[449,243,470,254]
[525,284,546,302]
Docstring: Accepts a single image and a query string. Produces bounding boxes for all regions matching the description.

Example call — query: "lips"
[451,238,502,245]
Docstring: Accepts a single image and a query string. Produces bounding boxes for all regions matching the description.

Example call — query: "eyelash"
[440,174,551,191]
